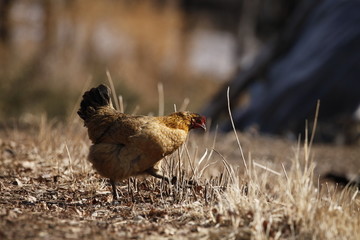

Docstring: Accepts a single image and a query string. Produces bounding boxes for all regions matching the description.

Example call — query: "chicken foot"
[145,167,197,186]
[145,167,175,184]
[109,168,198,201]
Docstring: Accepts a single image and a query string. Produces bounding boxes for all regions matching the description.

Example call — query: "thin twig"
[118,95,124,113]
[106,70,120,111]
[158,82,164,116]
[308,100,320,157]
[212,149,236,185]
[227,87,248,175]
[253,161,281,176]
[281,163,289,182]
[179,98,190,111]
[65,142,73,180]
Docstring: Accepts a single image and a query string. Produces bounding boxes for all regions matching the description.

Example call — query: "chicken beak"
[196,119,206,131]
[200,116,207,131]
[200,122,206,131]
[193,122,206,131]
[193,116,206,131]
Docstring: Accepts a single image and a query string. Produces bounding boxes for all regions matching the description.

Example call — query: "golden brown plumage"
[78,84,206,199]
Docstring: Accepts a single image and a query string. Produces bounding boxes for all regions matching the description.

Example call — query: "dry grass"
[0,113,359,240]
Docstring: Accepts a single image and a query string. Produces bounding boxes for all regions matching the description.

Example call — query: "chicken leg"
[110,179,119,200]
[145,167,174,183]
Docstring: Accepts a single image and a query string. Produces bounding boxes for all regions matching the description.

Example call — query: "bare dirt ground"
[0,118,359,239]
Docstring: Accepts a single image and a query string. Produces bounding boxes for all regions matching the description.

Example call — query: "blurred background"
[0,0,239,119]
[0,0,359,143]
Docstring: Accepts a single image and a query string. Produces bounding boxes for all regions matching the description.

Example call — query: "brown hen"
[78,84,206,199]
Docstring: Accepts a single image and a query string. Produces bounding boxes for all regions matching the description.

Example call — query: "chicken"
[78,84,206,200]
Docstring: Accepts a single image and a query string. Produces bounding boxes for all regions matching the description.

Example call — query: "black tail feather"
[78,84,111,121]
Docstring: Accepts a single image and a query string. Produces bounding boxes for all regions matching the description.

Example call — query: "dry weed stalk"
[209,99,360,239]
